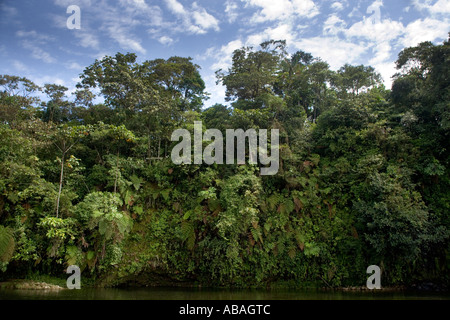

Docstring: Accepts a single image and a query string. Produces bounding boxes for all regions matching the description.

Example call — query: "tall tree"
[333,64,382,97]
[42,84,73,123]
[50,124,88,217]
[391,37,450,224]
[216,40,286,109]
[144,56,208,112]
[0,75,41,127]
[276,51,334,122]
[77,52,160,114]
[307,60,335,122]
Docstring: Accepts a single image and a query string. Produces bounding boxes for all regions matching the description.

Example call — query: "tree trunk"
[56,152,65,218]
[165,140,168,158]
[114,150,119,193]
[148,134,152,161]
[158,138,161,159]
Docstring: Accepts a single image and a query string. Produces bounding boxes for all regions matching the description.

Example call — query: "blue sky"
[0,0,449,108]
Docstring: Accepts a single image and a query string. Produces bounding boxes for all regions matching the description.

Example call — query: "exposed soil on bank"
[0,279,65,290]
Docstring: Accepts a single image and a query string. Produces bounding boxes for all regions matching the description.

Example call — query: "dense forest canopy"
[0,36,449,288]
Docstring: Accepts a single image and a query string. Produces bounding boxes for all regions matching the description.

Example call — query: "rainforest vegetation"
[0,37,449,288]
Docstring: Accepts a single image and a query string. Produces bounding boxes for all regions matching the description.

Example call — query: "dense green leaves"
[0,226,15,263]
[0,37,448,288]
[216,40,286,106]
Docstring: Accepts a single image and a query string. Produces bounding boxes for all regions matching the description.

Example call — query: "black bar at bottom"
[0,299,445,318]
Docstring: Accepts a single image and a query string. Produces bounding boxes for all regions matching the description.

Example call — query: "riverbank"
[0,279,65,291]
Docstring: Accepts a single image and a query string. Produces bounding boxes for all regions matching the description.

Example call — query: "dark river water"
[1,287,449,300]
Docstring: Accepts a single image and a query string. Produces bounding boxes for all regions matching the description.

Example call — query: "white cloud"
[37,0,450,100]
[119,0,164,24]
[208,39,244,71]
[246,33,265,48]
[164,0,220,34]
[314,1,448,89]
[67,62,84,70]
[292,36,368,70]
[12,60,28,73]
[192,3,220,32]
[34,76,66,87]
[53,0,163,54]
[97,4,148,54]
[0,4,18,17]
[54,0,93,7]
[245,0,288,23]
[16,30,54,42]
[371,61,396,88]
[291,0,320,18]
[74,32,100,50]
[412,0,450,15]
[348,6,362,18]
[323,14,347,35]
[343,13,405,72]
[200,39,246,107]
[431,0,450,13]
[331,1,346,11]
[203,73,227,107]
[265,24,294,42]
[366,0,383,22]
[401,18,449,47]
[108,26,147,54]
[245,0,319,23]
[158,35,174,45]
[165,0,186,15]
[49,10,102,52]
[369,41,392,65]
[17,31,57,64]
[128,0,149,10]
[246,23,295,47]
[71,76,82,83]
[23,43,56,63]
[345,18,405,43]
[225,0,239,23]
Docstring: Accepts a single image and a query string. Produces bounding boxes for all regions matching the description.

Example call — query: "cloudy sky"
[0,0,449,107]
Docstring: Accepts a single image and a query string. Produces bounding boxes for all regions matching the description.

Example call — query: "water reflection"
[1,287,449,300]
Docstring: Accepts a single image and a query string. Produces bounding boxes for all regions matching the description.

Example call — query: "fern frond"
[181,221,195,250]
[0,226,15,263]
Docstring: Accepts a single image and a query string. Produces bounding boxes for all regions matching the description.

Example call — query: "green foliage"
[354,165,448,279]
[216,40,286,104]
[76,192,132,242]
[0,37,448,288]
[0,75,41,127]
[0,226,15,269]
[11,219,39,264]
[39,217,76,242]
[333,64,382,97]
